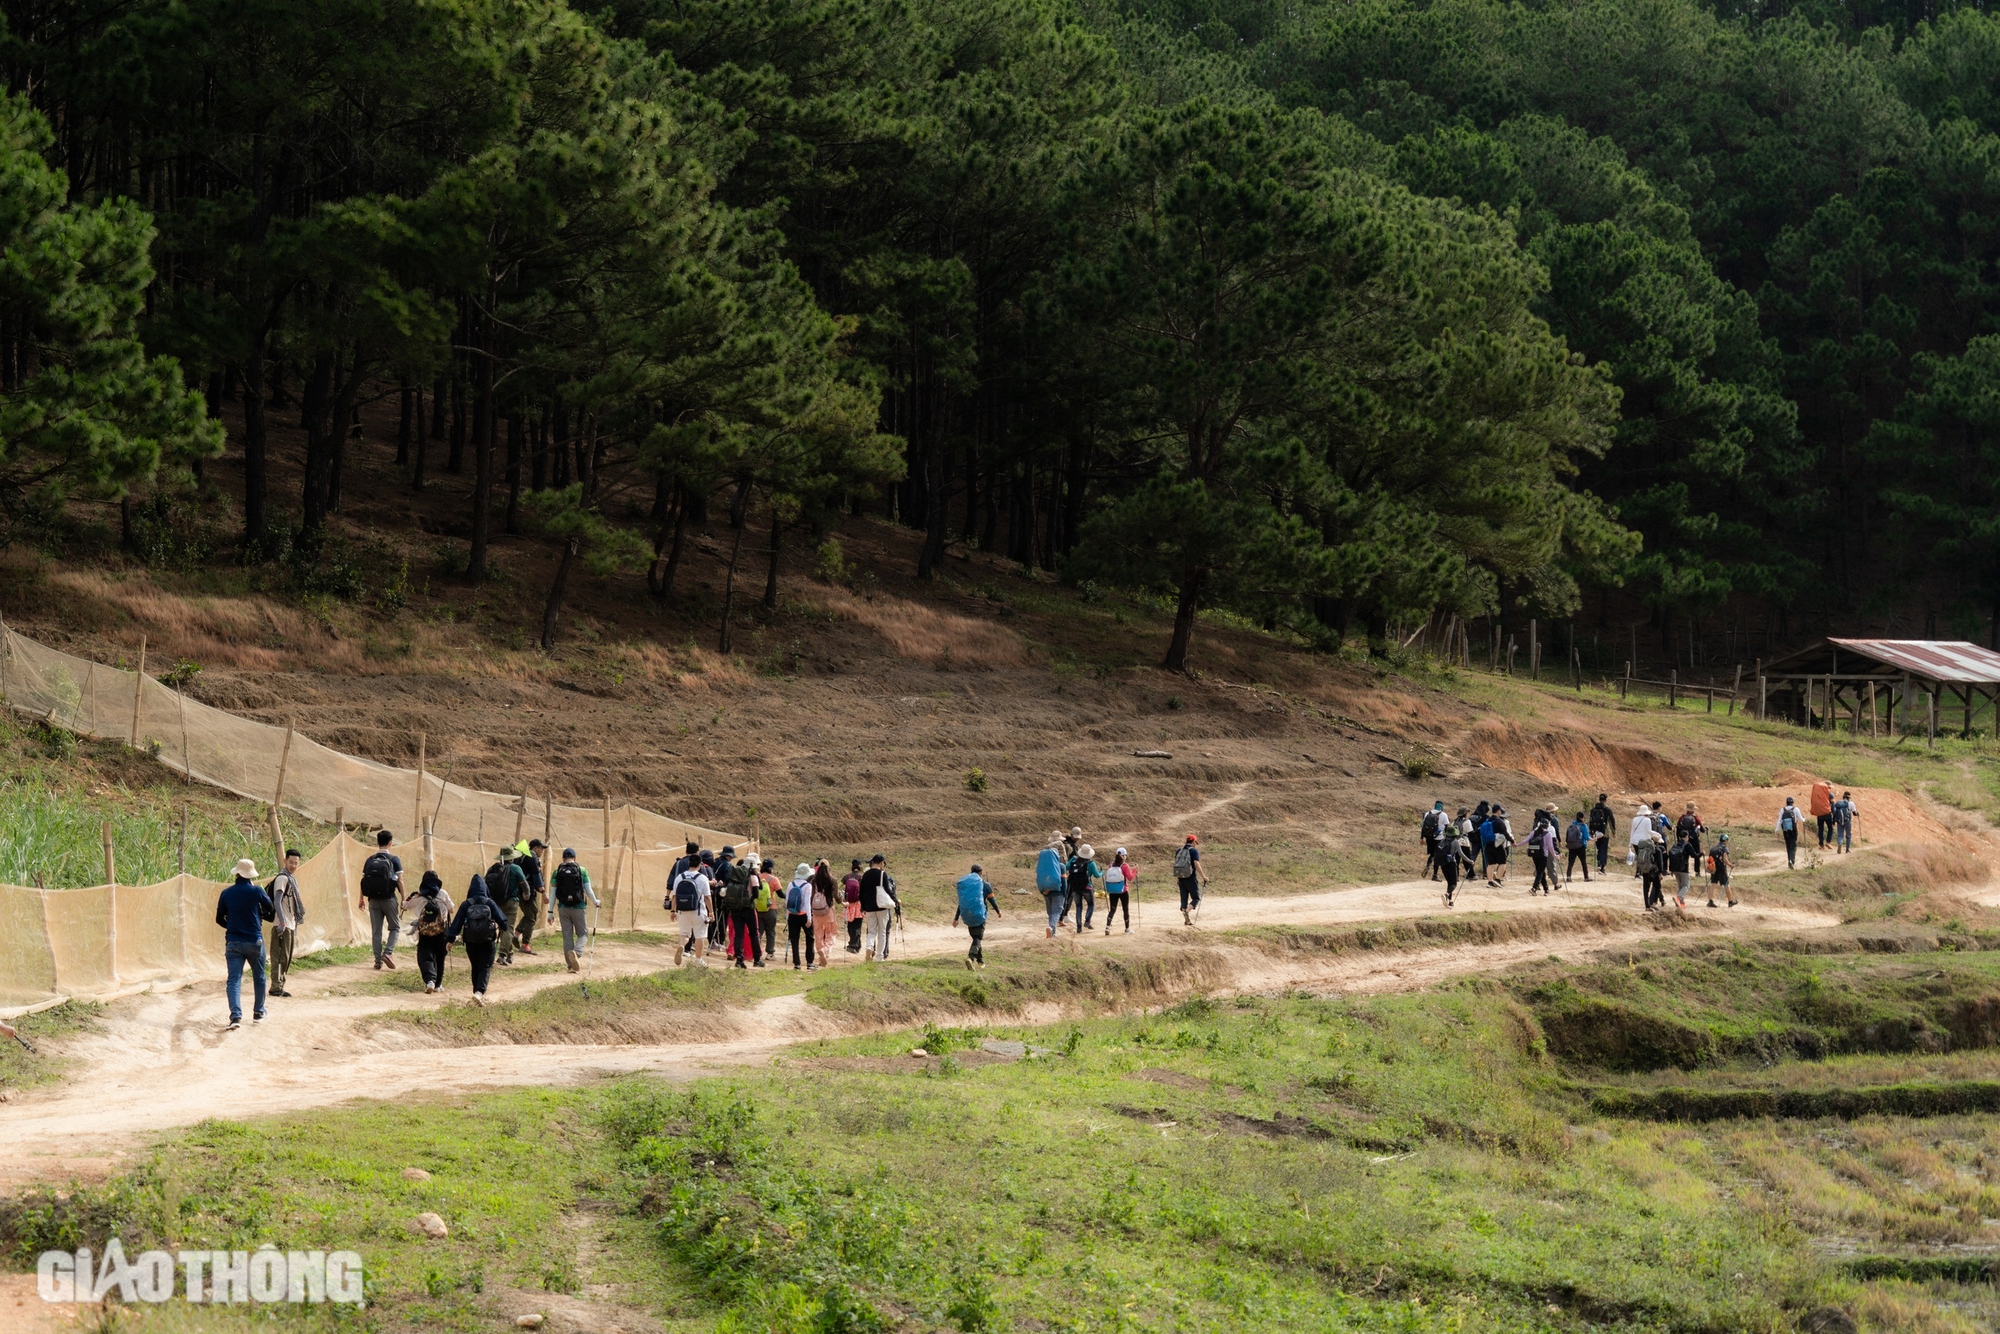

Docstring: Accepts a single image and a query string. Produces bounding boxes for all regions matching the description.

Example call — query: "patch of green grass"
[286,944,373,972]
[0,1000,100,1088]
[366,962,801,1045]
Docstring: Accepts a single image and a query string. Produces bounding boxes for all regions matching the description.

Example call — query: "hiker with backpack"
[718,846,763,968]
[484,847,531,966]
[1564,812,1592,884]
[1482,807,1513,887]
[1833,791,1857,853]
[1707,833,1738,908]
[668,852,713,966]
[216,858,275,1030]
[1776,797,1804,868]
[859,853,900,961]
[811,860,840,964]
[1666,834,1694,910]
[1468,800,1492,878]
[515,838,547,954]
[1420,801,1447,880]
[405,870,455,994]
[757,858,782,961]
[1527,811,1558,894]
[1675,804,1706,863]
[1436,811,1464,908]
[444,873,503,1004]
[1174,835,1205,925]
[1067,843,1099,934]
[1628,802,1663,909]
[1811,779,1835,850]
[843,860,864,953]
[266,848,306,998]
[1103,848,1135,934]
[785,863,818,971]
[953,863,1000,969]
[356,830,404,970]
[1037,837,1067,938]
[1587,794,1616,874]
[548,847,599,974]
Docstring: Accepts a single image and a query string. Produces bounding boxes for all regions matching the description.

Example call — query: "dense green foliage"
[7,0,2000,659]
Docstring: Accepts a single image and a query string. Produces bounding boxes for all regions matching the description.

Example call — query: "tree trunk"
[447,368,466,473]
[241,350,269,547]
[468,322,494,583]
[540,536,579,650]
[505,413,522,536]
[653,482,688,598]
[530,411,547,491]
[396,378,412,465]
[729,474,750,529]
[412,390,429,491]
[763,510,783,611]
[430,374,447,440]
[300,349,335,535]
[1164,567,1204,671]
[551,399,569,488]
[718,519,747,654]
[918,432,946,579]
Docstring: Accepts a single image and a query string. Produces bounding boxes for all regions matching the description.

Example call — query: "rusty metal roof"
[1822,638,2000,682]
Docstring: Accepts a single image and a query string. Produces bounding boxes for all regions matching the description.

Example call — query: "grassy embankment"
[26,935,2000,1330]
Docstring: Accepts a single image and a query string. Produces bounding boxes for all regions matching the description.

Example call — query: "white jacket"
[1628,806,1661,847]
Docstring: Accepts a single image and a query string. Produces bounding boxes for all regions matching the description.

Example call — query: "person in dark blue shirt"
[215,858,275,1030]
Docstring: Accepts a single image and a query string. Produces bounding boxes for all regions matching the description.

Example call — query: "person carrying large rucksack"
[1036,840,1066,939]
[1174,835,1206,925]
[717,847,762,968]
[355,829,404,970]
[669,854,713,967]
[1419,802,1446,880]
[546,848,599,974]
[444,873,503,1004]
[403,869,455,994]
[483,849,530,967]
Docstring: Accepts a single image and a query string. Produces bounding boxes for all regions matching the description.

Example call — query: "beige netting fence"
[0,623,747,1011]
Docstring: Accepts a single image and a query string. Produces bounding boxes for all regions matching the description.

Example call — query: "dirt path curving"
[0,874,1837,1190]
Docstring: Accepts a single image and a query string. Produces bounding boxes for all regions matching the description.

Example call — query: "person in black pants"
[1776,797,1804,869]
[1588,794,1615,873]
[444,874,503,1005]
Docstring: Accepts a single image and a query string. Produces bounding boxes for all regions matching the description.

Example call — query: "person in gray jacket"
[266,849,306,997]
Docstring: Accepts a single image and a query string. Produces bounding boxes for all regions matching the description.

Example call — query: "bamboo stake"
[513,788,528,845]
[128,634,146,746]
[178,802,188,877]
[177,683,190,783]
[271,723,296,813]
[414,731,425,846]
[1729,664,1742,717]
[0,609,10,703]
[423,815,435,873]
[102,819,115,886]
[268,804,285,867]
[336,806,356,942]
[602,794,611,856]
[102,820,118,985]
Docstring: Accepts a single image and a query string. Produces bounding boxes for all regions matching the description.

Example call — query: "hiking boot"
[374,958,383,970]
[735,960,747,970]
[674,942,684,965]
[1706,900,1718,909]
[565,951,579,972]
[253,1012,265,1023]
[1104,927,1112,936]
[382,955,396,970]
[472,993,485,1006]
[499,957,511,967]
[225,1020,241,1031]
[965,958,975,972]
[753,960,766,968]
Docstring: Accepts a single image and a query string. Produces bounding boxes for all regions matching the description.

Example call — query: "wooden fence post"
[1622,662,1630,700]
[1759,673,1767,721]
[1928,690,1937,749]
[102,820,117,985]
[1868,681,1878,739]
[414,731,425,848]
[271,723,296,811]
[1529,618,1538,680]
[1669,669,1677,708]
[128,634,147,747]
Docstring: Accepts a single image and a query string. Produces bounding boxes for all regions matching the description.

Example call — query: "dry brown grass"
[809,584,1031,667]
[1462,718,1699,790]
[1723,1117,2000,1248]
[46,568,365,671]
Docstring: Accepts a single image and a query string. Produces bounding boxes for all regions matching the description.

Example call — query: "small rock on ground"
[411,1212,448,1239]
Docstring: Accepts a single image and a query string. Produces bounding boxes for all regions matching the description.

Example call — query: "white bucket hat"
[235,858,258,879]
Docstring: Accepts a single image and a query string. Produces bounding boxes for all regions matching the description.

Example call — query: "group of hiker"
[1030,827,1208,940]
[660,844,894,971]
[1419,793,1742,913]
[212,832,603,1027]
[1775,779,1858,867]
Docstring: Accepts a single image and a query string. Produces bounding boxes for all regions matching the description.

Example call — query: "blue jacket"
[1035,847,1063,892]
[445,876,502,945]
[215,878,275,945]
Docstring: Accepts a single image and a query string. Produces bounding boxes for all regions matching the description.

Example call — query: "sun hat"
[796,863,812,878]
[234,858,257,879]
[1078,843,1096,859]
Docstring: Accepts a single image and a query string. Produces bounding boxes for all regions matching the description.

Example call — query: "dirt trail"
[0,875,1836,1189]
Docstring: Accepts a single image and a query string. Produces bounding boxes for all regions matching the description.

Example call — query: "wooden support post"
[1963,685,1973,739]
[602,794,611,856]
[1622,662,1630,700]
[103,820,117,984]
[1928,690,1937,749]
[1759,673,1767,721]
[271,723,295,811]
[1669,669,1677,708]
[423,815,435,873]
[1868,681,1877,740]
[1730,664,1742,716]
[513,788,528,845]
[1529,619,1538,680]
[1825,673,1834,730]
[414,731,425,847]
[128,634,147,746]
[268,804,285,865]
[545,793,553,847]
[1573,646,1582,691]
[1506,637,1516,675]
[335,805,356,942]
[1901,673,1912,737]
[178,802,188,878]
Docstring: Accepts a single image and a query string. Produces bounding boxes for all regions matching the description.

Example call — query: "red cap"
[1185,834,1199,844]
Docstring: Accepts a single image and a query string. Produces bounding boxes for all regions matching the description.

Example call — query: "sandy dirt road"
[0,870,1837,1190]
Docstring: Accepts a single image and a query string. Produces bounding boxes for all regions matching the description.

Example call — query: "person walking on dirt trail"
[266,848,305,998]
[1175,835,1206,924]
[357,830,404,970]
[1068,844,1100,933]
[1676,804,1706,862]
[669,853,712,966]
[1588,794,1616,873]
[1469,800,1491,877]
[1666,833,1694,910]
[859,853,900,961]
[1833,791,1857,853]
[1528,811,1560,894]
[786,863,818,971]
[1037,838,1067,938]
[954,864,1000,969]
[1707,833,1738,908]
[718,846,763,968]
[407,870,455,993]
[1063,827,1084,862]
[1628,803,1663,909]
[1436,812,1465,908]
[1103,848,1135,934]
[811,860,839,963]
[1483,807,1514,887]
[515,838,547,954]
[843,860,864,953]
[217,858,274,1030]
[484,847,530,966]
[1564,812,1592,884]
[444,873,503,1004]
[1776,797,1804,868]
[1811,778,1835,849]
[549,847,599,973]
[757,858,781,961]
[1421,801,1450,880]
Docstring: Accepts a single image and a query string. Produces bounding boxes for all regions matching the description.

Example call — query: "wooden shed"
[1759,638,2000,738]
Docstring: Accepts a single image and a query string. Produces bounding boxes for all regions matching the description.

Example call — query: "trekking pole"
[578,895,597,998]
[3,1022,34,1054]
